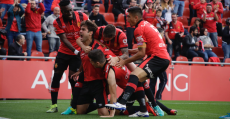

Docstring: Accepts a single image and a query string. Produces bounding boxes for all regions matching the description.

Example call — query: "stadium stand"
[31,51,45,61]
[223,10,230,18]
[101,13,115,25]
[48,51,58,61]
[95,4,105,13]
[192,57,205,66]
[42,40,50,54]
[115,14,125,30]
[177,16,189,29]
[182,8,190,19]
[224,58,230,67]
[107,4,113,13]
[175,56,189,65]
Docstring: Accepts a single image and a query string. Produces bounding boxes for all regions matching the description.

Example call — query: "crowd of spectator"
[0,0,229,63]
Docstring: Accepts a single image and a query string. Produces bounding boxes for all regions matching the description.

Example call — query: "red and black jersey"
[165,21,184,40]
[80,39,116,82]
[103,62,130,90]
[134,20,170,60]
[94,26,128,56]
[53,11,88,55]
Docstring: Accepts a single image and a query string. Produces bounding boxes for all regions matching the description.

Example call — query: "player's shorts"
[138,55,170,79]
[77,80,108,108]
[54,52,81,72]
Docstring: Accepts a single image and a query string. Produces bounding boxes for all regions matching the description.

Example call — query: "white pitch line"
[0,117,10,119]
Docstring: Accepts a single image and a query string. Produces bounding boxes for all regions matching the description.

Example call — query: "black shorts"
[138,56,170,79]
[77,80,108,108]
[54,52,81,72]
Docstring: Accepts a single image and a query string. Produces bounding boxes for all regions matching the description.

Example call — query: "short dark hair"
[103,24,116,38]
[127,7,143,18]
[59,0,70,7]
[80,20,98,34]
[200,28,207,36]
[172,13,177,16]
[93,4,100,9]
[157,28,164,33]
[88,49,106,64]
[15,34,23,42]
[189,26,198,34]
[206,4,212,7]
[156,9,162,13]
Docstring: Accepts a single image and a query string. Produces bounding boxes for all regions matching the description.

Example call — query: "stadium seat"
[107,4,113,13]
[187,26,191,32]
[3,39,8,50]
[190,17,198,26]
[223,11,230,18]
[48,51,58,61]
[207,57,220,66]
[23,41,36,52]
[192,57,205,66]
[102,13,115,25]
[95,4,105,13]
[182,8,190,19]
[31,51,45,61]
[217,37,222,47]
[115,14,125,30]
[177,16,189,29]
[212,47,224,60]
[175,56,188,65]
[0,19,2,27]
[224,58,230,67]
[222,18,227,27]
[184,1,189,8]
[42,40,49,54]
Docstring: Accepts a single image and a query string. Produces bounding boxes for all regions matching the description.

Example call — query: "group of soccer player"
[46,0,177,117]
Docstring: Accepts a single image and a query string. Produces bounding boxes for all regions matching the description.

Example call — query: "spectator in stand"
[0,0,14,20]
[161,0,174,23]
[181,26,208,61]
[222,18,230,62]
[25,0,45,56]
[173,0,185,17]
[8,34,27,60]
[210,0,223,37]
[165,13,184,59]
[0,32,7,59]
[112,0,125,17]
[20,3,27,35]
[87,0,102,13]
[201,4,218,47]
[43,0,55,17]
[5,0,25,47]
[189,0,199,19]
[51,0,60,12]
[42,7,60,53]
[224,0,229,10]
[125,0,137,50]
[0,8,5,18]
[143,0,157,25]
[198,28,217,60]
[41,12,47,40]
[89,5,108,27]
[152,9,167,29]
[192,18,202,34]
[191,0,207,19]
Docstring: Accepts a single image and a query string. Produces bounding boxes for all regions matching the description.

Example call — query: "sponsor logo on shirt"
[66,32,79,38]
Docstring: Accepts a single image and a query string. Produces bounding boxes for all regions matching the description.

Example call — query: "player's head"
[59,0,73,20]
[103,24,116,41]
[127,7,143,26]
[157,28,164,38]
[80,20,98,42]
[171,13,177,23]
[206,4,212,13]
[156,9,162,17]
[130,0,137,7]
[16,34,26,45]
[30,0,36,9]
[190,26,198,36]
[93,5,99,15]
[88,49,106,68]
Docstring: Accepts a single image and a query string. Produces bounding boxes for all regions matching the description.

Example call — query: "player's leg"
[47,52,68,113]
[125,62,137,72]
[156,71,168,100]
[77,104,90,114]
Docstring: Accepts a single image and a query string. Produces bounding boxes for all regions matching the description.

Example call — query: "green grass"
[0,100,229,119]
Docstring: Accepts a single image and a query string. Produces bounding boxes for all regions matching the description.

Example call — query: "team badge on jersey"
[77,22,80,27]
[36,11,38,14]
[55,63,58,68]
[178,26,180,29]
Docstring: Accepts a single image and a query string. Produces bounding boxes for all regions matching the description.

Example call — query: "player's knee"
[97,108,109,116]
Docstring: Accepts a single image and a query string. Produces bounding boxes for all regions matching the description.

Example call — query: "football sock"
[71,82,83,109]
[142,81,157,107]
[51,72,63,105]
[119,75,139,105]
[156,100,171,113]
[135,86,147,112]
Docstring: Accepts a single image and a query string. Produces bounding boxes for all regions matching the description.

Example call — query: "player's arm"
[214,10,219,21]
[58,33,80,54]
[128,48,138,54]
[71,64,83,81]
[202,10,207,22]
[120,48,129,60]
[76,37,92,53]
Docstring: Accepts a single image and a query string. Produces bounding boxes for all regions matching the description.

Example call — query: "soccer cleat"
[146,102,158,116]
[61,106,76,115]
[105,102,126,111]
[219,113,230,118]
[168,109,177,115]
[153,106,164,116]
[129,111,149,117]
[46,104,58,113]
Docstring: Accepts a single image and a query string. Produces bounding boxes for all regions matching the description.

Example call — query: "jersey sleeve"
[53,20,64,35]
[82,12,89,20]
[134,27,146,47]
[104,64,111,80]
[118,32,128,49]
[94,27,100,39]
[165,24,170,32]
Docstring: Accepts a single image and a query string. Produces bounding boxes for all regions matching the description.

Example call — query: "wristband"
[74,49,79,55]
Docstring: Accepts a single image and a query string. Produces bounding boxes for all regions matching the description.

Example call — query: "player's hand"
[108,57,119,66]
[115,58,125,68]
[42,33,47,38]
[71,71,81,81]
[83,46,92,54]
[214,9,218,13]
[47,31,51,34]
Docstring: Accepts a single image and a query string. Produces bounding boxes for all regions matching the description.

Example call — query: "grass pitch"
[0,100,229,119]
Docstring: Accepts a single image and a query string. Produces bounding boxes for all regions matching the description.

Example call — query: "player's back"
[134,20,170,60]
